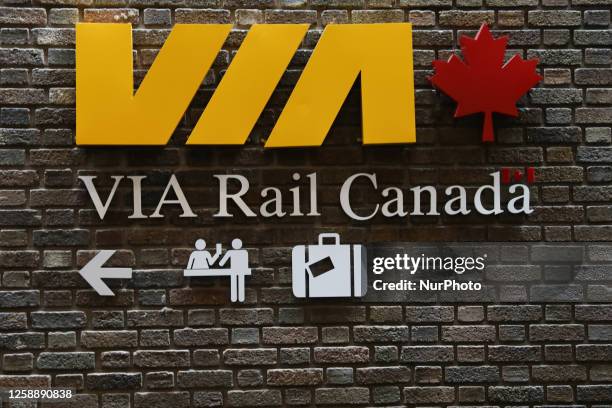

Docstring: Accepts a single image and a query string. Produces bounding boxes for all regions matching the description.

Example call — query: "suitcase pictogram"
[292,233,367,298]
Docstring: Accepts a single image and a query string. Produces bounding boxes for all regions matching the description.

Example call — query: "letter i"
[290,173,303,216]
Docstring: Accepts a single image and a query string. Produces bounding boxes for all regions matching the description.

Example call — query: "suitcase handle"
[318,233,340,245]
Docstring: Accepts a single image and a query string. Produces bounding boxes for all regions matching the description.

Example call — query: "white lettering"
[340,173,379,221]
[79,175,123,220]
[150,174,196,218]
[214,175,257,217]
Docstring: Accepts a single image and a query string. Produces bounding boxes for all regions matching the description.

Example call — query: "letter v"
[79,176,123,219]
[76,23,231,145]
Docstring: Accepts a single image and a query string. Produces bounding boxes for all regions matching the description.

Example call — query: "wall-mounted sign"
[71,22,548,300]
[76,22,542,147]
[76,23,415,146]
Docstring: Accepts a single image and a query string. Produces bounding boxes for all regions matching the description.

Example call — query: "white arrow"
[79,250,132,296]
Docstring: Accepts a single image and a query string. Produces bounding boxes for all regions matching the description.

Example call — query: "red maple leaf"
[430,24,542,142]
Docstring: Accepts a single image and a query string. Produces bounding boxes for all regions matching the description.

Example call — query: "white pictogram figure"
[184,238,251,302]
[218,238,250,302]
[186,239,222,270]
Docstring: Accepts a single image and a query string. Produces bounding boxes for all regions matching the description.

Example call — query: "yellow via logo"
[76,23,415,147]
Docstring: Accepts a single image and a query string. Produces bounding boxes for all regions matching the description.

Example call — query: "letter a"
[265,23,416,147]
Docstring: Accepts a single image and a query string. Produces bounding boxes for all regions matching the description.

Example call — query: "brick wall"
[2,0,612,406]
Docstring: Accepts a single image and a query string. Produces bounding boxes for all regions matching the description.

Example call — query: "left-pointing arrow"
[79,250,132,296]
